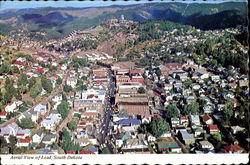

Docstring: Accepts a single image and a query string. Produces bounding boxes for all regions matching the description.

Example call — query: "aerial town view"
[0,0,249,164]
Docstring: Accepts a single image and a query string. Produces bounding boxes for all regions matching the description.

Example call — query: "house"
[32,130,44,144]
[121,138,149,154]
[203,105,215,114]
[34,104,47,115]
[16,129,31,139]
[5,101,23,113]
[0,111,8,120]
[189,115,201,126]
[202,114,213,125]
[42,134,57,145]
[147,134,156,143]
[115,118,141,133]
[171,118,180,128]
[0,123,19,142]
[199,140,214,152]
[179,130,195,145]
[221,145,244,153]
[180,116,189,126]
[208,124,220,134]
[193,127,204,137]
[41,114,61,131]
[230,126,245,134]
[66,78,77,88]
[52,93,63,103]
[16,137,31,147]
[157,141,181,153]
[11,61,25,69]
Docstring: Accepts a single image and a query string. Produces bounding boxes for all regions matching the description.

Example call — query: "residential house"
[42,134,57,145]
[32,130,44,144]
[208,124,220,134]
[16,129,31,139]
[221,145,244,153]
[171,118,180,128]
[5,101,23,113]
[202,114,213,125]
[16,137,31,147]
[0,111,8,120]
[230,126,245,134]
[41,114,61,131]
[179,130,195,145]
[189,115,201,126]
[199,140,214,152]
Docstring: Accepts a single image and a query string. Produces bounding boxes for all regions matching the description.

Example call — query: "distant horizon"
[0,0,247,11]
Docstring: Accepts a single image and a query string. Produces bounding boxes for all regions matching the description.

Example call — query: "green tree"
[223,102,234,123]
[16,117,35,129]
[139,58,150,67]
[0,135,7,148]
[61,129,80,152]
[28,77,36,89]
[182,102,199,116]
[150,118,168,138]
[137,87,146,94]
[67,120,77,131]
[166,104,180,118]
[56,77,62,85]
[29,80,42,99]
[8,135,17,153]
[63,84,73,93]
[57,100,69,119]
[41,77,53,93]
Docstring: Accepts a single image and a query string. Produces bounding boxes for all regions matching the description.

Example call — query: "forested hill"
[0,2,248,37]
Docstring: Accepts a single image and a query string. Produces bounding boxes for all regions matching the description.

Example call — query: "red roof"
[12,62,25,66]
[202,114,212,122]
[36,68,44,73]
[3,134,9,136]
[0,111,8,116]
[66,151,76,154]
[87,94,98,99]
[78,150,94,154]
[129,69,142,74]
[208,124,219,131]
[51,74,59,79]
[164,63,183,67]
[19,137,31,143]
[221,145,243,153]
[180,116,188,121]
[152,115,162,120]
[16,134,25,136]
[154,92,160,97]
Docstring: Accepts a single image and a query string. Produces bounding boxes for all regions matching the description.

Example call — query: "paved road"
[98,69,115,153]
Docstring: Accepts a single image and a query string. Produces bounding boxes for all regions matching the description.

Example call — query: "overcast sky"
[0,0,247,10]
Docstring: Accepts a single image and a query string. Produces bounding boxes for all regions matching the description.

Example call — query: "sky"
[0,0,247,10]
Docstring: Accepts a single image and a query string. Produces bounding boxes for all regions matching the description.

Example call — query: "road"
[98,69,115,153]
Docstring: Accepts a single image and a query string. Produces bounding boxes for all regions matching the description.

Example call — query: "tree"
[139,58,150,67]
[166,104,180,118]
[29,80,42,99]
[223,102,234,123]
[63,84,73,93]
[73,113,81,119]
[67,120,77,131]
[8,135,17,153]
[41,77,53,93]
[182,102,199,116]
[137,87,146,94]
[4,77,15,102]
[28,77,36,89]
[61,129,80,152]
[57,100,69,119]
[16,117,35,129]
[0,135,7,148]
[56,77,62,85]
[150,118,168,138]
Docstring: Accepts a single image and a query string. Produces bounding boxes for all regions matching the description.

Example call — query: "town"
[0,13,249,155]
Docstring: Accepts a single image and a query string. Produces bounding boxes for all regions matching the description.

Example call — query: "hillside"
[0,2,247,38]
